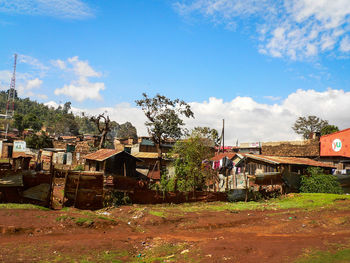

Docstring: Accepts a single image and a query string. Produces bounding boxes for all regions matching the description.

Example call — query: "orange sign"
[320,128,350,157]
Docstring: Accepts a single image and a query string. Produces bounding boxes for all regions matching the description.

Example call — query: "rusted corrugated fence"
[63,171,104,209]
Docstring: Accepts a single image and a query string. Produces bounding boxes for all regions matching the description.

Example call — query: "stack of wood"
[261,140,320,157]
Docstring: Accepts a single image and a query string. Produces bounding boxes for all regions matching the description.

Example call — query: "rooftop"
[245,154,335,168]
[84,149,121,161]
[85,149,142,162]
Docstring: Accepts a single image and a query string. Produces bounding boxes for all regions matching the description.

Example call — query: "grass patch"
[97,216,116,222]
[0,158,9,163]
[131,242,197,263]
[0,203,49,211]
[55,215,74,222]
[75,217,94,225]
[295,246,350,263]
[148,210,166,217]
[133,193,350,215]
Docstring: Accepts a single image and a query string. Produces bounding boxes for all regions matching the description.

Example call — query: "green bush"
[300,167,343,194]
[103,190,131,207]
[73,164,84,171]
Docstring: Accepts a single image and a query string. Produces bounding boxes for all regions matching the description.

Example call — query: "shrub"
[300,167,343,194]
[103,190,131,207]
[73,164,84,171]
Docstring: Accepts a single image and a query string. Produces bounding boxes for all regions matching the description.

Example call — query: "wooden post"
[62,170,69,207]
[225,168,228,190]
[46,154,55,208]
[244,159,248,202]
[73,172,81,208]
[222,119,225,153]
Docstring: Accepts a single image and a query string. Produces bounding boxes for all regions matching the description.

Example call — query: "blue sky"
[1,0,350,143]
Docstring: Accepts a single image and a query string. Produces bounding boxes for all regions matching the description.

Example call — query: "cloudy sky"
[1,0,350,144]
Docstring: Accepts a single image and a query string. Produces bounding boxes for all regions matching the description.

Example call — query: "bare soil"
[1,200,350,262]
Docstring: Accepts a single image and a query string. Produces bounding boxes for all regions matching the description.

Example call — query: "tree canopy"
[25,132,53,149]
[135,93,194,143]
[320,124,339,136]
[170,131,215,192]
[135,93,194,171]
[192,126,219,147]
[292,115,329,139]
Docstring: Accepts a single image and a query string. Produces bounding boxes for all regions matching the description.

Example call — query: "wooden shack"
[12,152,33,171]
[84,149,142,178]
[236,154,336,193]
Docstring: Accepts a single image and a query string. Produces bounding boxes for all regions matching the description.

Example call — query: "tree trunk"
[99,130,108,149]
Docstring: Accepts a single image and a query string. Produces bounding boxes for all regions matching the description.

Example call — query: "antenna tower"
[5,54,17,137]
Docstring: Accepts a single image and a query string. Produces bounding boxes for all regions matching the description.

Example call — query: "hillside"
[0,91,137,138]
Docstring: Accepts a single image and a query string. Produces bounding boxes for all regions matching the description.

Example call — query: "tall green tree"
[171,133,214,192]
[25,132,53,149]
[321,124,339,136]
[292,115,329,139]
[192,126,219,146]
[13,112,42,134]
[117,122,138,139]
[135,93,194,171]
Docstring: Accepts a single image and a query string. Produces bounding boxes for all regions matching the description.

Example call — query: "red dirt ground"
[1,201,350,262]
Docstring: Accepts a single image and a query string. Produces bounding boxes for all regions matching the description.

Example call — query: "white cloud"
[264,95,281,101]
[0,70,11,90]
[0,0,93,19]
[46,88,350,144]
[340,35,350,52]
[18,54,49,72]
[17,77,47,99]
[175,0,350,60]
[51,59,66,70]
[187,88,350,143]
[54,80,105,102]
[53,56,105,102]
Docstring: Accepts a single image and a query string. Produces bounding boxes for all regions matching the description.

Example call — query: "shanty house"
[84,149,142,178]
[209,152,238,192]
[12,152,33,171]
[236,154,335,193]
[131,152,174,182]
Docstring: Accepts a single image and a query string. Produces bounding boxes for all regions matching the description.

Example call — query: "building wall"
[320,128,350,158]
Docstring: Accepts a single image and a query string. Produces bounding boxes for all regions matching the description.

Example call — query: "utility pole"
[222,119,225,153]
[5,54,17,138]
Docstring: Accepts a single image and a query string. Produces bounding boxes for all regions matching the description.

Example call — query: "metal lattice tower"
[6,53,17,118]
[4,54,17,137]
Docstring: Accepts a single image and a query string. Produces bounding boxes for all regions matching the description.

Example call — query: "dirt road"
[1,199,350,262]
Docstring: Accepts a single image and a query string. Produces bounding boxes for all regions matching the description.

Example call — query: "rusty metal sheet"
[84,149,120,161]
[0,174,23,187]
[22,183,50,201]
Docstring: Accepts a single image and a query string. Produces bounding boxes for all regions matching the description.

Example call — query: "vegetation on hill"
[0,91,137,139]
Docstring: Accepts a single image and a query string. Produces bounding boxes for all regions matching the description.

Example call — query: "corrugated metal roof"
[132,152,159,159]
[0,174,23,187]
[245,154,335,168]
[85,149,143,162]
[84,149,121,161]
[12,152,33,158]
